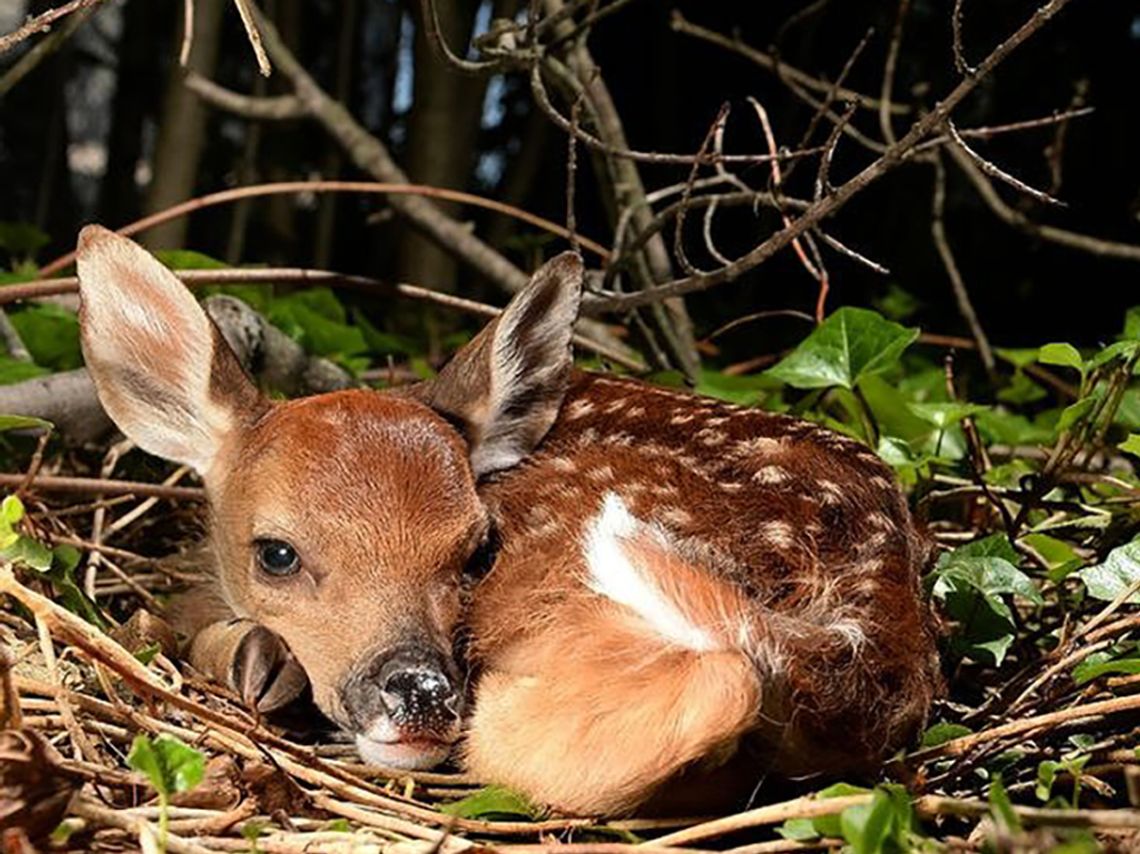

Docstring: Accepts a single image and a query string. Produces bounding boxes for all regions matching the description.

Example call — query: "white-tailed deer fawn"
[75,226,941,815]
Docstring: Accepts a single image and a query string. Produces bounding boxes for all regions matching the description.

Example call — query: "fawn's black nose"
[380,659,457,727]
[342,645,460,733]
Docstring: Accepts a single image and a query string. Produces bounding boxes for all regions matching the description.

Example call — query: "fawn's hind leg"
[463,496,765,815]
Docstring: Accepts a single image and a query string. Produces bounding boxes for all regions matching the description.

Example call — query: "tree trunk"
[395,0,487,293]
[101,0,163,228]
[142,0,226,250]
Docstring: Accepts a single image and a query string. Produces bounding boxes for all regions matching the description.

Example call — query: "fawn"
[75,226,941,815]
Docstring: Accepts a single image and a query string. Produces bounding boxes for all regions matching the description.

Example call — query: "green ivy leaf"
[0,222,50,259]
[0,356,50,385]
[7,304,82,371]
[906,402,987,430]
[1056,396,1096,433]
[1119,434,1140,457]
[921,722,972,748]
[766,308,919,391]
[1071,653,1140,686]
[440,786,542,821]
[153,249,228,270]
[776,817,820,841]
[0,414,53,432]
[988,777,1021,833]
[995,347,1042,370]
[930,539,1042,666]
[127,734,205,798]
[1038,342,1085,376]
[1077,538,1140,603]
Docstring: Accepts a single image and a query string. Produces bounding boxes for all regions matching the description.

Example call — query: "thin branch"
[952,0,975,75]
[185,71,305,119]
[0,0,105,55]
[879,0,912,145]
[231,0,271,76]
[529,60,828,167]
[0,474,204,501]
[931,153,996,374]
[0,268,643,369]
[418,0,501,74]
[670,11,907,115]
[947,119,1065,206]
[0,0,96,95]
[946,141,1140,262]
[38,180,609,277]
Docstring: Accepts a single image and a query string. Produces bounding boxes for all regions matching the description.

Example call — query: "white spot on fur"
[829,619,867,651]
[697,429,727,447]
[758,520,795,548]
[658,507,694,528]
[719,481,745,493]
[866,511,894,530]
[818,480,845,504]
[587,465,615,483]
[738,436,785,456]
[548,457,577,473]
[583,494,718,652]
[626,406,646,418]
[604,399,627,414]
[670,413,695,425]
[753,466,790,485]
[565,399,595,420]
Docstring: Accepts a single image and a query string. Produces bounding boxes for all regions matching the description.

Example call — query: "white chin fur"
[355,733,452,770]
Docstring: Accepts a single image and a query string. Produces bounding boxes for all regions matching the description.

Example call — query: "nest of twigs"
[0,450,1139,854]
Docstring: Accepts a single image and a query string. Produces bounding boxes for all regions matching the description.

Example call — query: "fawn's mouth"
[354,724,456,770]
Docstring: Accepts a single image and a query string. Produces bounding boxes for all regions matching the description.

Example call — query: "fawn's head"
[75,226,583,768]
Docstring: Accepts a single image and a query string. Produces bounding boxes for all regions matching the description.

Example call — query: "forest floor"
[1,378,1139,854]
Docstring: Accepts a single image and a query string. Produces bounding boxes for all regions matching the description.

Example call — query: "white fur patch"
[583,493,719,652]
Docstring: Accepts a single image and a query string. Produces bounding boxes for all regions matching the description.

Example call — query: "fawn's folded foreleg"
[173,585,308,712]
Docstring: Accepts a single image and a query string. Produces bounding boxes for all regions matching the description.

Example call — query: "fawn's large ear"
[76,226,266,474]
[417,252,583,477]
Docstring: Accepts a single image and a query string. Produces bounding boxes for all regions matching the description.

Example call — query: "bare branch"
[931,154,996,374]
[38,180,610,278]
[585,0,1079,314]
[0,0,96,95]
[946,141,1140,263]
[185,71,306,119]
[947,119,1065,206]
[418,0,501,74]
[952,0,976,75]
[231,0,271,76]
[879,0,912,145]
[670,11,907,116]
[0,0,105,55]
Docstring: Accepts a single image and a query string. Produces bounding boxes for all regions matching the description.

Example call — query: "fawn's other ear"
[76,225,265,474]
[418,251,583,477]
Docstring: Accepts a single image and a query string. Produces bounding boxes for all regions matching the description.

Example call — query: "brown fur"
[76,227,942,818]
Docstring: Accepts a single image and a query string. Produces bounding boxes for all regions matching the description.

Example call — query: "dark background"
[1,0,1136,360]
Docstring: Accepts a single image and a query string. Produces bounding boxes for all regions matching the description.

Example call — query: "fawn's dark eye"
[463,526,500,581]
[255,539,300,577]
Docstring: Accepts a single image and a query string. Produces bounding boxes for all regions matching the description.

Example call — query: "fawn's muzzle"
[339,643,460,734]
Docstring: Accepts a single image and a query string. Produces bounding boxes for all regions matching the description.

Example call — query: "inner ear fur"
[415,252,584,478]
[76,225,266,475]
